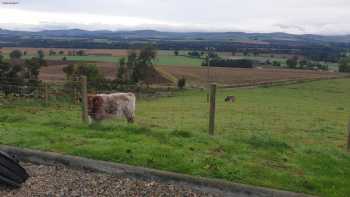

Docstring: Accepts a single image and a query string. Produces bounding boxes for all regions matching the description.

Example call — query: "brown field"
[39,62,117,81]
[39,60,348,86]
[1,47,128,57]
[158,65,347,87]
[40,61,170,84]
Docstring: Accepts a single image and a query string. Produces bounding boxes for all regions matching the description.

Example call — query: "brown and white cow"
[87,93,136,123]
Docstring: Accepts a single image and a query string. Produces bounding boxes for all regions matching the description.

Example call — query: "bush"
[177,77,186,89]
[203,59,254,68]
[272,61,281,67]
[286,57,298,68]
[188,51,201,58]
[339,58,350,73]
[9,50,22,59]
[62,63,104,91]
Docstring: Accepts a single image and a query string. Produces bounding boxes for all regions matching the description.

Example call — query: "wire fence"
[0,78,210,133]
[1,77,349,149]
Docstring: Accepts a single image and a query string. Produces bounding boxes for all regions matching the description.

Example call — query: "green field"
[1,79,350,196]
[3,54,203,66]
[2,50,339,70]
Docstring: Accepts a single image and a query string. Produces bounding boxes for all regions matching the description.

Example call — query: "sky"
[1,0,350,35]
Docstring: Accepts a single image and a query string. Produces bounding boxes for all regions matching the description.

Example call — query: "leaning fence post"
[347,119,350,151]
[81,76,89,124]
[44,82,49,105]
[209,83,216,136]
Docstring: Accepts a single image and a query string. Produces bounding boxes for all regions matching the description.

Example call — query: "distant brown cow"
[225,96,236,103]
[88,93,136,123]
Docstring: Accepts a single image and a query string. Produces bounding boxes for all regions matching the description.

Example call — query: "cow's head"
[87,95,103,119]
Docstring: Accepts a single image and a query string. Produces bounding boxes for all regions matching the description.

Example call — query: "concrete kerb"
[0,145,315,197]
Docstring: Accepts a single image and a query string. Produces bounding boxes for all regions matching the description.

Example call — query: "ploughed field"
[153,66,346,86]
[39,62,117,81]
[1,79,350,197]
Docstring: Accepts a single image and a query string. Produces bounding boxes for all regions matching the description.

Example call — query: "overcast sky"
[1,0,350,35]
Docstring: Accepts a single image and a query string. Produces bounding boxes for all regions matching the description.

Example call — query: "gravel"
[0,163,221,197]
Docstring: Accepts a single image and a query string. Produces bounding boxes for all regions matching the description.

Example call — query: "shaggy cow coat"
[88,93,136,123]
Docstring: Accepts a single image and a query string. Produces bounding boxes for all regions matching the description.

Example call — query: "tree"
[63,64,105,91]
[299,60,308,69]
[0,56,44,95]
[208,52,219,59]
[37,50,45,60]
[63,64,103,83]
[37,50,47,67]
[49,50,56,56]
[24,58,43,81]
[339,57,350,73]
[9,50,22,59]
[62,64,75,79]
[59,51,65,55]
[117,57,128,84]
[177,77,186,89]
[188,51,201,58]
[174,50,179,56]
[272,61,281,67]
[132,44,157,83]
[286,57,298,69]
[76,50,85,56]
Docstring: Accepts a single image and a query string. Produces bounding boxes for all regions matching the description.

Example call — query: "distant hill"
[1,28,350,43]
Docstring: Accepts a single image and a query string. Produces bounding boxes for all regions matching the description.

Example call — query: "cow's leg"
[122,107,134,123]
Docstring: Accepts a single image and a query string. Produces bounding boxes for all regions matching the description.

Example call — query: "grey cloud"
[1,0,350,34]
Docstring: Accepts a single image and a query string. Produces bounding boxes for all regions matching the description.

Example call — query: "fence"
[0,77,212,134]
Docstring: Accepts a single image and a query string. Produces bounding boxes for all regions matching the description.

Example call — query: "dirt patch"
[0,163,219,197]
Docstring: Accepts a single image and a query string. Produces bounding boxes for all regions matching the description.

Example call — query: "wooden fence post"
[44,82,48,105]
[209,83,216,136]
[347,119,350,151]
[81,76,89,124]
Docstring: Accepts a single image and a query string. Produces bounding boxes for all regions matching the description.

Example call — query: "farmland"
[37,62,346,87]
[1,47,341,73]
[0,78,350,196]
[1,47,203,66]
[158,65,345,87]
[6,46,340,86]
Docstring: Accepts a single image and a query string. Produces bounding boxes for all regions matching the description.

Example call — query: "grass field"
[1,79,350,196]
[2,54,202,67]
[1,47,203,66]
